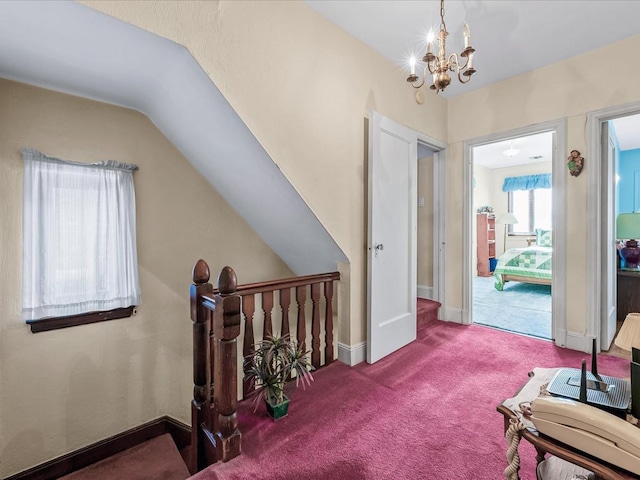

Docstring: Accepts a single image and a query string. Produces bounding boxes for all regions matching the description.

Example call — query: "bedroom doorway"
[471,132,554,339]
[462,119,567,346]
[586,106,640,352]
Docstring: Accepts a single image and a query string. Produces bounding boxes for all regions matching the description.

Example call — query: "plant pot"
[265,395,290,420]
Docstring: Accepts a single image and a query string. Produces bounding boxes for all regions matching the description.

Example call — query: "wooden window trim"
[26,306,135,333]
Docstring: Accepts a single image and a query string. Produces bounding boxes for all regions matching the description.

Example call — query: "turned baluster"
[190,259,215,473]
[280,287,291,338]
[296,286,307,350]
[212,266,242,462]
[262,290,273,339]
[242,294,256,399]
[311,283,321,368]
[324,280,335,364]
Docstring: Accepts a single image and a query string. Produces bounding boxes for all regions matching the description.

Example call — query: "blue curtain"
[502,173,551,192]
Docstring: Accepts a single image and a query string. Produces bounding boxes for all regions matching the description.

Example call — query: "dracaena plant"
[245,334,314,410]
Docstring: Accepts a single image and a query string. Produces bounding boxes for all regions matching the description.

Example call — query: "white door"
[367,110,417,363]
[601,122,617,349]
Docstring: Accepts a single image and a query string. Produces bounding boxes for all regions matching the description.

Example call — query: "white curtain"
[22,149,141,320]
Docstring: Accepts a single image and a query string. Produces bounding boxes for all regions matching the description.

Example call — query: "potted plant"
[245,334,314,420]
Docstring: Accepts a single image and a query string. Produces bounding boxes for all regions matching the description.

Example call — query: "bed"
[493,228,553,291]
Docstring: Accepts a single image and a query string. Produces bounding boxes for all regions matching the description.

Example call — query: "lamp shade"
[614,313,640,351]
[616,213,640,240]
[496,212,519,224]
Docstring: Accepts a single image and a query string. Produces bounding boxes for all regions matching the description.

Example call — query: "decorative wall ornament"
[567,150,584,177]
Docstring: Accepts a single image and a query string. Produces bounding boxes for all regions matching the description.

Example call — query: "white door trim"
[462,119,567,345]
[586,101,640,352]
[415,131,448,315]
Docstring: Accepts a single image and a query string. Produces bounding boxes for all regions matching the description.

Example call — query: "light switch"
[418,197,425,207]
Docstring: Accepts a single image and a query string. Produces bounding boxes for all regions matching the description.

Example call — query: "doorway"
[470,132,554,339]
[587,106,640,352]
[462,119,567,347]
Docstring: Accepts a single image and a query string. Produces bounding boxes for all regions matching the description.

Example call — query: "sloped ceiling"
[0,1,347,275]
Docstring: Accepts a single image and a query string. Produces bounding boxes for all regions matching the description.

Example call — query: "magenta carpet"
[191,319,629,480]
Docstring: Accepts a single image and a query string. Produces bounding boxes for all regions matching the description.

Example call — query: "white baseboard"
[565,331,595,353]
[337,341,366,366]
[417,285,434,300]
[442,307,463,324]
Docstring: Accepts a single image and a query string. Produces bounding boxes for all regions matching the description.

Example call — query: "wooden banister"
[189,261,241,474]
[189,260,339,473]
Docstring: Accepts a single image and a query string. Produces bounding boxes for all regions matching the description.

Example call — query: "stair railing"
[189,259,340,473]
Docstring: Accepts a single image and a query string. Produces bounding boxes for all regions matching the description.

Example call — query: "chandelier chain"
[439,0,446,33]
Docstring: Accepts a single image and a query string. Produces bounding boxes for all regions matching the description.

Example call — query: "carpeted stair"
[60,433,190,480]
[417,297,440,329]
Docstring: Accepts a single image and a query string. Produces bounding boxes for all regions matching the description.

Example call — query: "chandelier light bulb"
[427,30,435,45]
[409,56,416,75]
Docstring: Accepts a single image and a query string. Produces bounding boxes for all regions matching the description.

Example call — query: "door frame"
[586,101,640,351]
[415,132,448,314]
[462,119,567,347]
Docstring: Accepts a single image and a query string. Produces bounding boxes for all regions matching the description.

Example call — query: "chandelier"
[406,0,476,94]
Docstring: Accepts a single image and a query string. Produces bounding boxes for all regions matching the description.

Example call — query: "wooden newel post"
[190,259,215,474]
[213,266,242,462]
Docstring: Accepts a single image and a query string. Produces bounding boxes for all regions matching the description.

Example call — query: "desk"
[617,270,640,322]
[498,368,633,480]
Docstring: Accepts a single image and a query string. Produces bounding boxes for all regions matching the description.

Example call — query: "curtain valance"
[502,173,551,192]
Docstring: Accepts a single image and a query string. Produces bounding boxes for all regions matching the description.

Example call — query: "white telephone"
[531,396,640,476]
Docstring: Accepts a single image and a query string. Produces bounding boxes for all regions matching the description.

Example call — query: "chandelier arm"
[411,77,426,89]
[457,69,473,84]
[447,53,461,72]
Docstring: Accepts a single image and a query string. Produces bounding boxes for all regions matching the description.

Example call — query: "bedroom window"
[508,188,552,235]
[502,173,552,235]
[22,149,141,332]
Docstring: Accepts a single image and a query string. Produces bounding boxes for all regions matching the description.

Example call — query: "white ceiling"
[473,132,553,170]
[304,0,640,98]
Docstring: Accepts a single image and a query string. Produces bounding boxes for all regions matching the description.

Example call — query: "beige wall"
[448,34,640,333]
[81,0,449,351]
[417,156,434,288]
[0,79,292,477]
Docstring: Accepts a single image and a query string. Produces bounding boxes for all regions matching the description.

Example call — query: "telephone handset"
[531,396,640,476]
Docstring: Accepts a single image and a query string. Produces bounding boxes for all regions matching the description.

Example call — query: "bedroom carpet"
[473,275,551,339]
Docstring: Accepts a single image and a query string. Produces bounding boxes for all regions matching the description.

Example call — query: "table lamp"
[496,212,518,254]
[616,213,640,270]
[614,313,640,419]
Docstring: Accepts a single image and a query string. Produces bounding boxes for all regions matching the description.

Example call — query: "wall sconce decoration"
[567,150,584,177]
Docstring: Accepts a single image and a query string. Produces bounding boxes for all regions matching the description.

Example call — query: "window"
[509,188,552,234]
[502,173,552,235]
[22,149,141,332]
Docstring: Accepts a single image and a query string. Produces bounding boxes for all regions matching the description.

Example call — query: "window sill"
[26,306,135,333]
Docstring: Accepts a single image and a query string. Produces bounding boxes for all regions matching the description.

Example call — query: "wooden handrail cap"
[193,259,210,284]
[218,266,237,294]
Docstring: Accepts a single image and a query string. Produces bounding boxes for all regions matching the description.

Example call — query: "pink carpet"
[190,317,630,480]
[61,433,189,480]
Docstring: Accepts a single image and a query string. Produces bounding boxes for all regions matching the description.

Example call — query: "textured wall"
[80,0,449,349]
[0,79,292,477]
